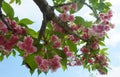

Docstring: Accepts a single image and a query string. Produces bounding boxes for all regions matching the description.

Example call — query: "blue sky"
[0,0,120,77]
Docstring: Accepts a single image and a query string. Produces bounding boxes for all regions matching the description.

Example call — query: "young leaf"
[26,27,38,39]
[2,1,14,19]
[23,54,37,75]
[9,0,15,4]
[66,40,77,54]
[19,18,34,25]
[99,41,106,46]
[74,16,85,25]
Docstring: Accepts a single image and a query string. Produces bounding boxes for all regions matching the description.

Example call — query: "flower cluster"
[91,10,114,38]
[0,17,29,55]
[0,21,8,33]
[0,34,19,53]
[5,18,26,35]
[59,3,77,22]
[63,46,74,57]
[17,36,37,54]
[50,35,61,48]
[35,55,61,72]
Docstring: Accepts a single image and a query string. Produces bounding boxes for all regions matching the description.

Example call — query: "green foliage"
[9,0,21,5]
[23,54,37,74]
[26,27,39,39]
[19,18,34,25]
[2,1,14,19]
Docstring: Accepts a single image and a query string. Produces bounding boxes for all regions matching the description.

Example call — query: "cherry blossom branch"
[33,0,88,43]
[52,16,87,41]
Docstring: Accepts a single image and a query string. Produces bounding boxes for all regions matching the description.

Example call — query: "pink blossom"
[61,5,70,12]
[24,36,33,46]
[50,55,61,72]
[63,46,74,57]
[105,25,110,31]
[66,51,74,57]
[0,35,7,46]
[4,41,13,51]
[12,25,26,35]
[80,46,90,54]
[51,35,58,42]
[63,46,69,53]
[71,3,77,11]
[0,21,8,33]
[53,41,61,48]
[35,56,42,65]
[51,21,64,32]
[92,25,105,33]
[9,35,19,45]
[70,25,77,31]
[17,36,37,54]
[90,42,99,50]
[38,59,49,72]
[59,13,69,22]
[68,14,75,21]
[68,35,79,43]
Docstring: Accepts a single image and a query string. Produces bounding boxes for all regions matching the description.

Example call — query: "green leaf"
[9,0,21,5]
[12,49,16,56]
[84,21,92,27]
[100,67,108,74]
[16,0,21,5]
[99,41,106,46]
[2,1,14,19]
[89,0,98,8]
[66,40,77,54]
[0,55,4,62]
[105,2,112,7]
[53,0,65,4]
[97,2,110,12]
[23,54,37,75]
[26,27,39,39]
[100,48,108,55]
[9,0,15,4]
[19,18,34,25]
[74,16,85,25]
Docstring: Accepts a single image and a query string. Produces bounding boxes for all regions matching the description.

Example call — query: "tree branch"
[83,2,98,19]
[33,0,88,43]
[38,14,48,42]
[0,0,12,30]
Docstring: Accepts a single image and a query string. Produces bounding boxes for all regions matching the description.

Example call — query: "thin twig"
[52,0,98,19]
[83,2,98,19]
